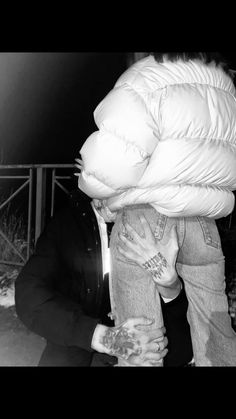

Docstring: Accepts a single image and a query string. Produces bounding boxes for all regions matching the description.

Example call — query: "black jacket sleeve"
[15,215,99,353]
[161,286,193,366]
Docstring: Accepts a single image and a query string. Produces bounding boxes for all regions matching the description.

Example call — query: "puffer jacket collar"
[116,55,236,96]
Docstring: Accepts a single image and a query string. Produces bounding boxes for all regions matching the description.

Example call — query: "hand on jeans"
[92,317,168,366]
[117,214,179,288]
[92,199,117,222]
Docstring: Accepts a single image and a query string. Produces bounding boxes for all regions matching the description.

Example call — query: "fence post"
[27,168,33,259]
[51,168,55,217]
[35,167,46,244]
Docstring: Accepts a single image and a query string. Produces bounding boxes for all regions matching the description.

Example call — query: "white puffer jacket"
[78,55,236,219]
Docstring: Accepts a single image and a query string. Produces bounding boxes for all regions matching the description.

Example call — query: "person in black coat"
[15,189,193,366]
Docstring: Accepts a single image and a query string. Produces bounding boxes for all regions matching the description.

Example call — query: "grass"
[0,202,29,307]
[0,179,36,264]
[0,210,28,263]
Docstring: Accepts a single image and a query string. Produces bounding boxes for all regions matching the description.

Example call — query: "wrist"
[157,278,182,300]
[91,324,110,354]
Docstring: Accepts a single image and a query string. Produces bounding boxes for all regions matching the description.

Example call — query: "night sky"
[0,52,127,164]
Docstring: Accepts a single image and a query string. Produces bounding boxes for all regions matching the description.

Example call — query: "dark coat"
[15,189,193,366]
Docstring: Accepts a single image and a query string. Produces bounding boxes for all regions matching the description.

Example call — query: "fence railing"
[0,164,74,267]
[0,163,235,268]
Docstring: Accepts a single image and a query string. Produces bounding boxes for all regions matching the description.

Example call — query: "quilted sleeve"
[78,84,159,199]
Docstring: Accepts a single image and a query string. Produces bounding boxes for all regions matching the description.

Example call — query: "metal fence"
[0,163,235,268]
[0,164,74,267]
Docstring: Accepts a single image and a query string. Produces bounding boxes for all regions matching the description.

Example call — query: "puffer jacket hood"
[78,55,236,219]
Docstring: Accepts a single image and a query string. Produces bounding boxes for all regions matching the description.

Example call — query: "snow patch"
[0,270,17,308]
[0,284,15,308]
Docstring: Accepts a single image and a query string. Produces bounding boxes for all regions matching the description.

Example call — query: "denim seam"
[196,217,221,249]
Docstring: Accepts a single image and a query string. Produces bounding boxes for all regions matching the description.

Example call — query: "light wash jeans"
[109,204,236,366]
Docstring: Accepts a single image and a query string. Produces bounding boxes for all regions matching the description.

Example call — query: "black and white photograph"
[0,51,236,368]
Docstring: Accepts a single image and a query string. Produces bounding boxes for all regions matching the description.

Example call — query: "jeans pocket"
[197,217,222,249]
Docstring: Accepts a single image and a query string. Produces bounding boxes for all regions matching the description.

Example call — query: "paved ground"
[0,265,45,367]
[0,265,44,367]
[0,305,45,367]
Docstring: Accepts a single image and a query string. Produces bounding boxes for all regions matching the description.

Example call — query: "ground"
[0,305,45,366]
[0,265,45,367]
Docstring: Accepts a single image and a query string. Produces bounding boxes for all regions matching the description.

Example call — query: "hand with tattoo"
[91,317,168,366]
[117,214,179,289]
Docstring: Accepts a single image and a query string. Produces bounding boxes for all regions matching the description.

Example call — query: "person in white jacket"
[77,52,236,366]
